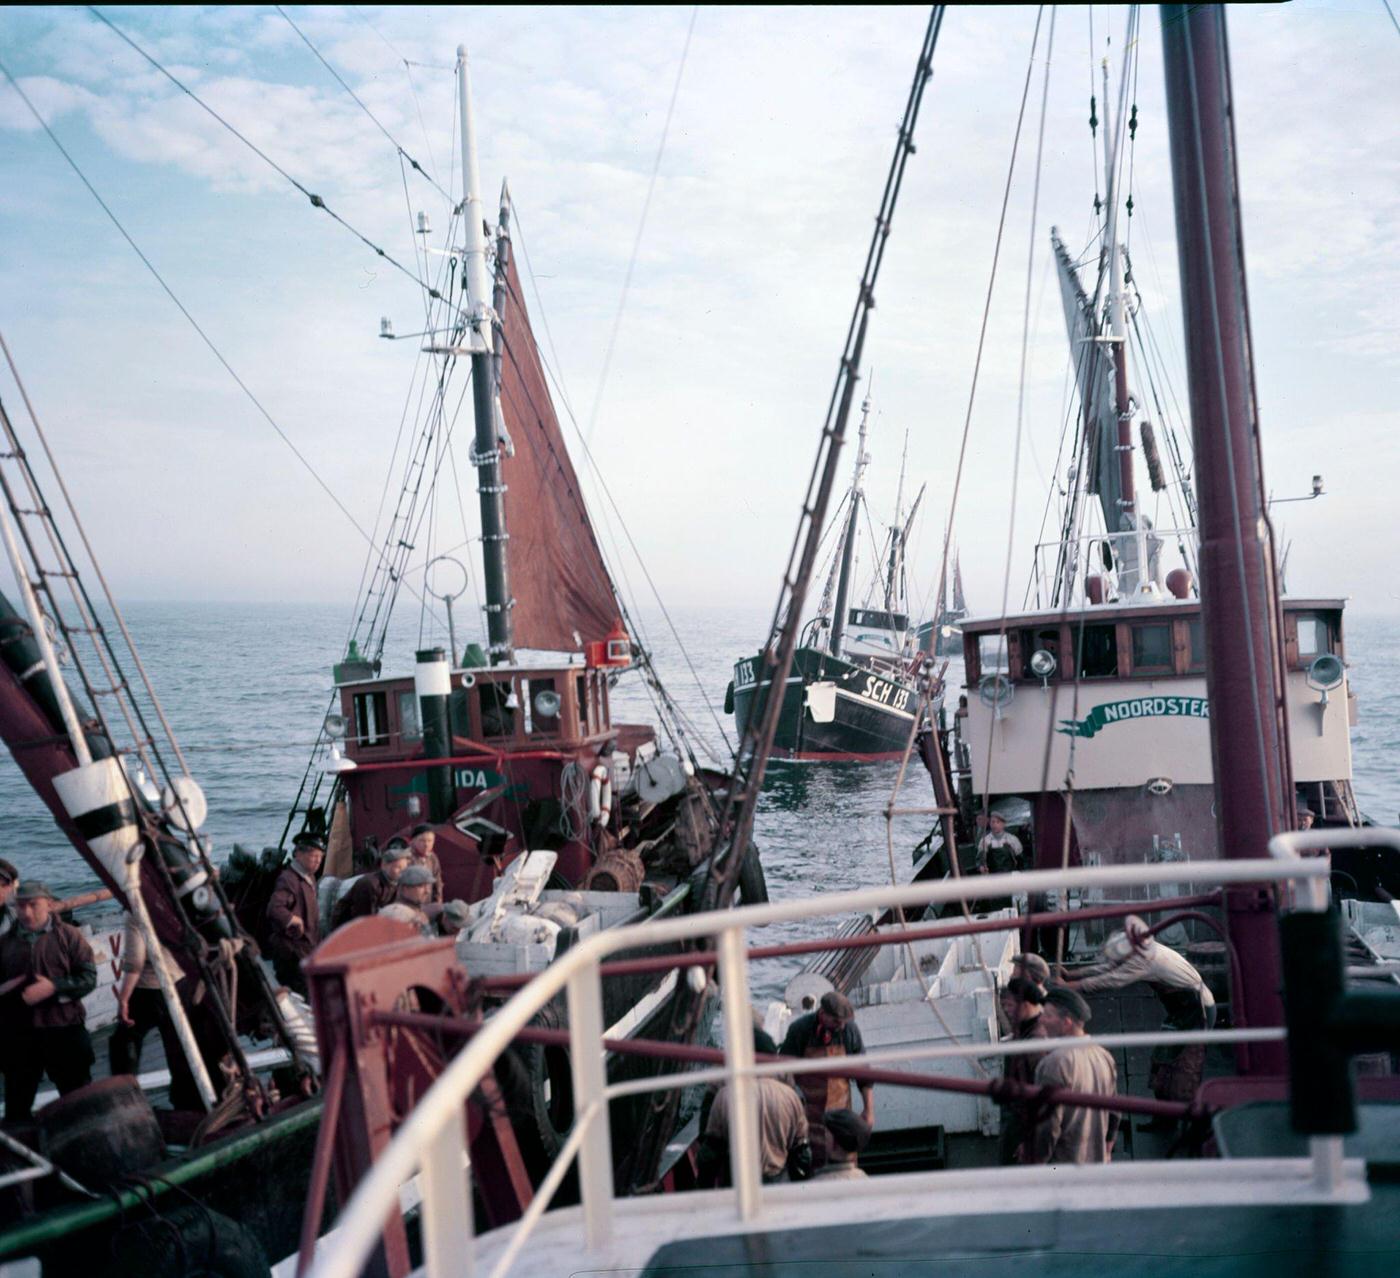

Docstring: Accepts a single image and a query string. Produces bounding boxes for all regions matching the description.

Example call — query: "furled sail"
[496,249,620,652]
[1051,229,1125,540]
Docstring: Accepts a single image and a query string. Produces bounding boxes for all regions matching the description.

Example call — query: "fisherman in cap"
[698,1027,812,1187]
[997,976,1048,1163]
[780,989,875,1155]
[0,881,98,1122]
[810,1108,870,1180]
[1027,985,1118,1165]
[263,832,325,996]
[1011,951,1050,995]
[389,865,437,937]
[977,811,1024,876]
[0,858,18,942]
[1295,801,1316,832]
[408,824,444,903]
[333,840,412,929]
[1057,915,1214,1124]
[437,898,472,937]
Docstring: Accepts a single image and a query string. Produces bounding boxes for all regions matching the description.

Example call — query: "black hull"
[729,646,919,761]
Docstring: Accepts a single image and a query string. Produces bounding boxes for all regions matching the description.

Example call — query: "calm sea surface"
[3,602,1397,997]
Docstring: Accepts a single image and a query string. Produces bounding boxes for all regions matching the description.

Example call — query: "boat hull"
[729,646,918,761]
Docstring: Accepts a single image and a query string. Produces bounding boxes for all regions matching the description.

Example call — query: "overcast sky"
[1,3,1397,636]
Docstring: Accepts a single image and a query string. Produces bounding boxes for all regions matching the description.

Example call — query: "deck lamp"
[1028,649,1057,686]
[1306,653,1345,737]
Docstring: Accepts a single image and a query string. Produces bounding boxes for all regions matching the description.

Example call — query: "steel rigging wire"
[87,6,447,306]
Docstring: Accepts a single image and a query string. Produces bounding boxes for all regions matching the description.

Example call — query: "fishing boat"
[917,550,968,659]
[726,397,930,762]
[300,7,1400,1276]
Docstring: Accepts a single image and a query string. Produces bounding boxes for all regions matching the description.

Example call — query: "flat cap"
[398,864,434,888]
[1013,952,1050,984]
[819,991,855,1024]
[1004,976,1044,1005]
[411,823,434,837]
[1044,984,1092,1025]
[0,858,17,885]
[292,832,326,852]
[381,842,412,864]
[16,880,56,902]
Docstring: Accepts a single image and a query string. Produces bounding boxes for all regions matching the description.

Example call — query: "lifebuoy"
[588,763,612,828]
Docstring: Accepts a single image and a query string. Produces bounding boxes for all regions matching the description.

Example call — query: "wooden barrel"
[38,1076,165,1187]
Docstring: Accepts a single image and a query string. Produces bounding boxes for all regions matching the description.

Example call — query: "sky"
[0,3,1397,637]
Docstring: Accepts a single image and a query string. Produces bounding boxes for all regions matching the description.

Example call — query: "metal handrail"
[310,852,1342,1278]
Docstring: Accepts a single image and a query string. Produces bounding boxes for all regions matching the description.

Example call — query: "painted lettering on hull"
[860,675,911,712]
[1057,696,1210,739]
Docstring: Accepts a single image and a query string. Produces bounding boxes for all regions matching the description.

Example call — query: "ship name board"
[861,674,912,713]
[1057,695,1209,739]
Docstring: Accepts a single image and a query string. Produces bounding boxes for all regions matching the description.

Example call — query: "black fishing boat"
[726,397,929,761]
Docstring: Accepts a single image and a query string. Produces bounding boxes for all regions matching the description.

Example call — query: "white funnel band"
[415,658,451,700]
[52,756,141,882]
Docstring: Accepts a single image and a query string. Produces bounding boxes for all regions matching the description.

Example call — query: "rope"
[275,5,451,202]
[87,7,444,303]
[583,5,697,448]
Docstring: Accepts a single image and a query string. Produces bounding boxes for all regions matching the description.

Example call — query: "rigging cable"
[1383,0,1400,40]
[86,6,446,305]
[582,5,697,448]
[275,5,451,201]
[0,59,420,579]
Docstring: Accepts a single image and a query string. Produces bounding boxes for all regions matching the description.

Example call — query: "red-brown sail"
[496,253,619,652]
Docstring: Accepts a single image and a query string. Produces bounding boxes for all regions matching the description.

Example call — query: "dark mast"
[1161,3,1290,1067]
[458,46,513,665]
[828,394,871,657]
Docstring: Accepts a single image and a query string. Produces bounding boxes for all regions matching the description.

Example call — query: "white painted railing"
[310,847,1368,1278]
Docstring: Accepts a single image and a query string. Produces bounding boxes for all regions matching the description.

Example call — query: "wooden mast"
[1160,3,1289,1069]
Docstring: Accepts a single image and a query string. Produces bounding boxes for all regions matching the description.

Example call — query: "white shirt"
[1076,941,1215,1010]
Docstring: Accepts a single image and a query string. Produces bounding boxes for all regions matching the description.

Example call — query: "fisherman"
[409,824,444,903]
[997,976,1048,1164]
[1296,801,1316,831]
[0,882,97,1122]
[438,899,472,937]
[780,990,875,1154]
[1027,986,1118,1165]
[977,812,1024,875]
[0,858,17,940]
[1057,915,1214,1124]
[333,841,412,928]
[698,1028,811,1187]
[1011,951,1051,995]
[810,1109,870,1180]
[109,910,203,1110]
[263,832,324,996]
[378,902,434,938]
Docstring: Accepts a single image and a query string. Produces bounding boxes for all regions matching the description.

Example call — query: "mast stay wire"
[275,4,451,202]
[87,7,447,306]
[0,58,450,637]
[582,4,698,449]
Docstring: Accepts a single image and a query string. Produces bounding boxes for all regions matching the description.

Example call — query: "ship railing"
[1030,523,1199,609]
[310,838,1389,1278]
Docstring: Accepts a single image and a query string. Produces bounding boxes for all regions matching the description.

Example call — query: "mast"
[828,394,871,656]
[457,45,512,665]
[884,428,910,613]
[1161,3,1289,1068]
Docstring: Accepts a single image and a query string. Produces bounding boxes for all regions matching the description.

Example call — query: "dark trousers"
[109,986,203,1112]
[273,951,308,997]
[3,1024,94,1123]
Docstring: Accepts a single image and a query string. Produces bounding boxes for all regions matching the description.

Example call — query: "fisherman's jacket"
[0,920,98,1030]
[265,865,321,959]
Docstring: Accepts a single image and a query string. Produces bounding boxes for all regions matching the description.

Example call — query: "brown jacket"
[265,864,320,959]
[1030,1040,1118,1165]
[413,849,444,904]
[0,919,98,1030]
[332,870,399,929]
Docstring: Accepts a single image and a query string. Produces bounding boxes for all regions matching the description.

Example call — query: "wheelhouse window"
[1130,623,1174,675]
[1186,618,1206,673]
[1020,628,1062,681]
[978,633,1010,676]
[1295,613,1332,660]
[1075,623,1119,679]
[850,608,907,630]
[396,691,422,743]
[352,691,390,748]
[479,680,515,738]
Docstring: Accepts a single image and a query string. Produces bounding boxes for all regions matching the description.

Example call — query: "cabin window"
[1186,618,1206,672]
[352,691,390,749]
[1020,628,1062,681]
[1075,624,1119,679]
[1296,613,1332,661]
[849,608,905,630]
[396,691,422,743]
[1131,623,1174,675]
[528,678,560,736]
[480,681,515,738]
[576,674,590,734]
[978,633,1010,675]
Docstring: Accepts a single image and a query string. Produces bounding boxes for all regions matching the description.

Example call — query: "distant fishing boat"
[916,551,968,658]
[726,397,929,761]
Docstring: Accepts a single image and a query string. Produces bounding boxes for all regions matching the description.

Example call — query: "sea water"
[2,602,1397,996]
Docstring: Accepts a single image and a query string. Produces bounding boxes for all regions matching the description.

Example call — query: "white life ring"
[588,763,613,828]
